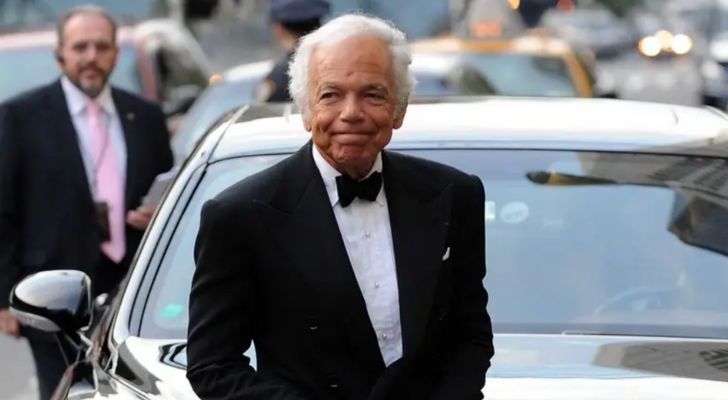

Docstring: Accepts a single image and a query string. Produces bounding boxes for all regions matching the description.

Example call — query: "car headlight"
[655,30,673,51]
[638,36,661,57]
[671,34,693,55]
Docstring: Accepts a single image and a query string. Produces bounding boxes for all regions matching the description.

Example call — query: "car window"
[172,80,257,163]
[141,155,287,338]
[412,52,578,97]
[0,45,142,102]
[139,149,728,340]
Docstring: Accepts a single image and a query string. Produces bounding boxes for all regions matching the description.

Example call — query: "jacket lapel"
[383,151,453,357]
[258,143,385,372]
[111,89,139,210]
[46,81,94,210]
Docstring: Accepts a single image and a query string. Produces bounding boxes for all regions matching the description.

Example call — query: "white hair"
[287,14,415,116]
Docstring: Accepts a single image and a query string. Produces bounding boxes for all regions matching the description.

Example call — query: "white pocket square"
[442,247,450,261]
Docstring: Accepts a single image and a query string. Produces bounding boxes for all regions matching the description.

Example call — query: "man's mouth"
[81,67,103,77]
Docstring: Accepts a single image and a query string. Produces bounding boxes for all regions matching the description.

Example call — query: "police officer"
[254,0,330,102]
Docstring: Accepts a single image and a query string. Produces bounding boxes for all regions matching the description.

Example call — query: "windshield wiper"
[526,171,616,186]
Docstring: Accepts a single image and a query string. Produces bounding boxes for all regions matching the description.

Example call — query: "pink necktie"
[87,100,125,263]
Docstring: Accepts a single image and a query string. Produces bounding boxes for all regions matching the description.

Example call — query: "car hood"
[121,334,728,399]
[485,334,728,399]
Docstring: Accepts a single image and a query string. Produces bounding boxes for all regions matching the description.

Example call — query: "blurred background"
[3,0,728,398]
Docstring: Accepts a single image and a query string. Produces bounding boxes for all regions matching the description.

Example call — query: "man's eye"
[320,92,337,99]
[366,92,386,100]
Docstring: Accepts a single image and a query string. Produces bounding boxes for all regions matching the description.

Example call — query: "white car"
[11,97,728,399]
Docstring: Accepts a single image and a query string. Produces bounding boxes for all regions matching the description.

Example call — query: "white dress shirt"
[312,146,403,366]
[61,76,127,195]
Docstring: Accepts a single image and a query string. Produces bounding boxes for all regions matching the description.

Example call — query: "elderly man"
[187,14,493,400]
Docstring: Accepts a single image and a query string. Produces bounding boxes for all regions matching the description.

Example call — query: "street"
[0,335,37,400]
[599,51,702,106]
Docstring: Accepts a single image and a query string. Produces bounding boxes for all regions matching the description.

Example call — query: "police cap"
[270,0,330,23]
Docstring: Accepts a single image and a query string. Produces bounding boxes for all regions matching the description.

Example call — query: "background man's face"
[57,13,118,98]
[305,35,406,177]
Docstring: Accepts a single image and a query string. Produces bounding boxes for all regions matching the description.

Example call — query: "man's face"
[304,35,406,178]
[57,13,118,98]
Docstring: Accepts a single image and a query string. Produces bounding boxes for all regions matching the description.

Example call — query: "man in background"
[0,6,172,399]
[254,0,330,102]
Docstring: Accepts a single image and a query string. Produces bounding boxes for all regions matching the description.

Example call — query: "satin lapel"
[383,152,453,357]
[47,82,94,209]
[259,144,386,372]
[111,90,139,210]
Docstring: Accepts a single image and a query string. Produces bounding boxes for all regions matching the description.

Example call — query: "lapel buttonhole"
[126,112,135,121]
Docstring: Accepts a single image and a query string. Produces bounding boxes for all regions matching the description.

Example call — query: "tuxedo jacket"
[187,142,494,400]
[0,80,173,307]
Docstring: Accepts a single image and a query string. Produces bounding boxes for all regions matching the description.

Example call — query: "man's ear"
[393,103,408,129]
[55,49,64,64]
[302,111,312,131]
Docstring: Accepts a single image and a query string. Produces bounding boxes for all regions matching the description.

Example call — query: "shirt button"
[374,282,380,289]
[365,231,371,238]
[382,334,388,340]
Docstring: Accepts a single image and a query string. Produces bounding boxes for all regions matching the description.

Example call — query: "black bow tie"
[336,171,382,207]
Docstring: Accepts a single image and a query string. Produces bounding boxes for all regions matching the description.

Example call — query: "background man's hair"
[56,5,118,46]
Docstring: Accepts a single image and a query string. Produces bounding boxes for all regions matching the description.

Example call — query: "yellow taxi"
[410,33,599,99]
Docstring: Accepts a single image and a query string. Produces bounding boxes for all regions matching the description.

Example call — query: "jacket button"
[327,376,340,390]
[306,316,319,331]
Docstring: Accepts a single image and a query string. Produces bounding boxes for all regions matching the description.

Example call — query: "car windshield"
[172,80,257,162]
[0,0,166,28]
[140,149,728,340]
[412,52,578,97]
[0,45,142,102]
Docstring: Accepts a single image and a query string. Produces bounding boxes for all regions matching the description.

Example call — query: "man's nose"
[339,94,364,123]
[80,49,96,63]
[83,45,102,61]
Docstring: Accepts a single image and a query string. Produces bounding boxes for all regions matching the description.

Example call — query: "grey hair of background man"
[287,14,416,117]
[56,5,118,46]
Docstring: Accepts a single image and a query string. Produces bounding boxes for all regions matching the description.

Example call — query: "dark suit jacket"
[0,80,173,308]
[187,142,494,400]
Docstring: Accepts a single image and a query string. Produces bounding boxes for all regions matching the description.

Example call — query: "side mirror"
[9,270,92,334]
[164,84,202,118]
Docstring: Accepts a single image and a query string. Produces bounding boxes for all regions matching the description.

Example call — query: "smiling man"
[0,6,172,399]
[187,14,494,400]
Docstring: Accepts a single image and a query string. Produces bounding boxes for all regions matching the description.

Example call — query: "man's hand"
[126,206,155,230]
[0,308,20,337]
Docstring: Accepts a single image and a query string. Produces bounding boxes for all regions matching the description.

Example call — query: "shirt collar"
[61,76,116,117]
[312,144,384,207]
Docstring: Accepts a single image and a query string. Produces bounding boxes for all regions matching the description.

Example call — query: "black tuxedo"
[187,142,494,400]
